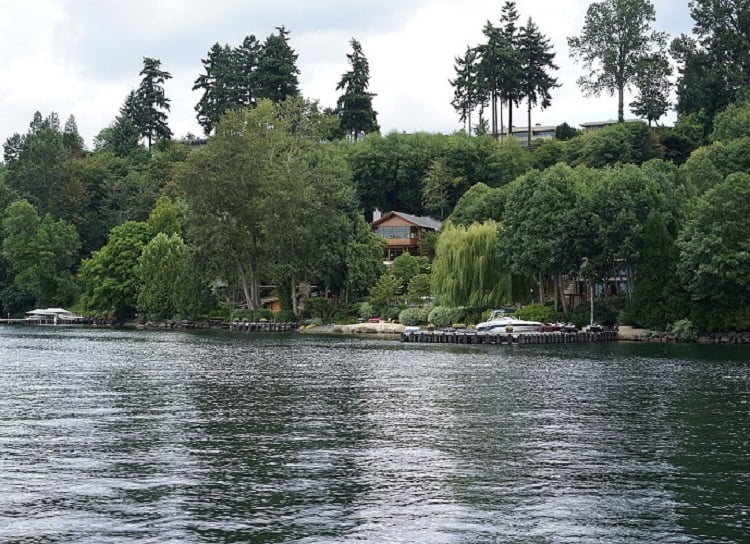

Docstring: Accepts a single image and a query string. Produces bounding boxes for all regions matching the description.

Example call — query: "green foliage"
[4,118,73,219]
[2,200,81,308]
[448,182,509,225]
[406,273,432,305]
[670,319,697,341]
[422,157,461,220]
[568,0,666,122]
[255,26,300,104]
[432,221,513,308]
[530,139,566,170]
[147,195,181,237]
[304,297,335,323]
[515,304,555,323]
[274,309,298,323]
[499,163,587,306]
[630,211,685,329]
[428,306,456,328]
[345,218,386,301]
[390,253,425,291]
[135,232,187,320]
[369,273,401,309]
[682,137,750,195]
[555,122,580,140]
[568,122,664,168]
[126,58,173,149]
[630,51,672,125]
[382,305,403,321]
[565,297,624,328]
[673,1,750,129]
[678,172,750,332]
[336,39,379,139]
[358,301,375,319]
[711,99,750,142]
[399,307,430,326]
[78,220,152,319]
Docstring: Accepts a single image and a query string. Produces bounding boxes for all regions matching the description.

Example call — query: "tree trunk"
[237,262,252,309]
[538,271,544,305]
[507,99,513,137]
[290,275,298,316]
[499,98,504,140]
[618,83,624,122]
[492,91,498,137]
[559,273,568,315]
[589,280,595,326]
[527,99,532,148]
[554,274,560,312]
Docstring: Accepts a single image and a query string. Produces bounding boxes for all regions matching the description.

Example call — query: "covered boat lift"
[25,308,84,325]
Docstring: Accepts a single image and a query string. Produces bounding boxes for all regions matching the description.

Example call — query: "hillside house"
[371,210,441,263]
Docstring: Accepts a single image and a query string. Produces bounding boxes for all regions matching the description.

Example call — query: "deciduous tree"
[568,0,667,122]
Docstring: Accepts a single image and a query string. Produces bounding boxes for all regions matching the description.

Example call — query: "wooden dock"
[401,329,617,345]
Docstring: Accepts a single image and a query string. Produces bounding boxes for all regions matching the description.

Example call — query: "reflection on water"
[0,327,748,543]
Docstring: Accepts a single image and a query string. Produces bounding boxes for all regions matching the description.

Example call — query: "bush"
[399,308,424,326]
[274,309,297,323]
[358,302,375,320]
[382,305,403,321]
[428,306,462,328]
[304,297,335,323]
[515,304,555,323]
[671,319,697,341]
[565,297,626,329]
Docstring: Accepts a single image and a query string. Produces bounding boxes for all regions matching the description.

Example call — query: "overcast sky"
[0,0,693,148]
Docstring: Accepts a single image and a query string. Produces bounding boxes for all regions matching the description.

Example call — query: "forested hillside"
[1,0,748,334]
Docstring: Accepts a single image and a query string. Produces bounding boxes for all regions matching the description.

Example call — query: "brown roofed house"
[371,210,442,263]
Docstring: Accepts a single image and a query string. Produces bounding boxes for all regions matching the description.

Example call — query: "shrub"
[304,297,335,323]
[429,306,459,328]
[382,305,403,321]
[358,302,375,320]
[515,304,555,323]
[399,308,424,326]
[274,309,297,323]
[671,319,697,341]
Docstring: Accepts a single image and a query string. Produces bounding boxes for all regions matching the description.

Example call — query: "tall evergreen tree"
[255,26,300,103]
[498,1,522,135]
[193,43,237,135]
[63,114,84,157]
[450,46,482,134]
[336,38,379,140]
[476,20,504,137]
[474,1,523,138]
[518,17,559,147]
[132,57,173,149]
[568,0,667,122]
[234,35,262,107]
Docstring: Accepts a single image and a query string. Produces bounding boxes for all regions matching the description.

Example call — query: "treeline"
[1,96,748,332]
[0,0,748,334]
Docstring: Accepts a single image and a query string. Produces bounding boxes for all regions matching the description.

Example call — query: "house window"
[377,226,410,239]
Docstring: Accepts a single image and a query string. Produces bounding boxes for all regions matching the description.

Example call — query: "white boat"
[476,310,543,333]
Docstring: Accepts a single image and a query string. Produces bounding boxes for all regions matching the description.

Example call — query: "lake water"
[0,326,748,543]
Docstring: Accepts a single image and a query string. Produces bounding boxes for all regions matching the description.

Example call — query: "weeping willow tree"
[431,221,527,308]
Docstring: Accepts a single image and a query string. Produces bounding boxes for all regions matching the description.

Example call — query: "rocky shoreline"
[92,319,750,344]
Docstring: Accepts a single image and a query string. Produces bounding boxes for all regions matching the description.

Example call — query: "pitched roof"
[372,211,442,231]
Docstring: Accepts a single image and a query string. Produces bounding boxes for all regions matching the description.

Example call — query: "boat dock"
[401,329,617,345]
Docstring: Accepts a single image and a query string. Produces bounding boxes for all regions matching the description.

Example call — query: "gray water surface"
[1,327,748,543]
